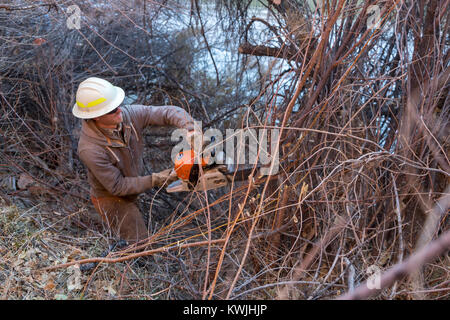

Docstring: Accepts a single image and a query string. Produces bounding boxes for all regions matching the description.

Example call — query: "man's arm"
[80,147,166,196]
[128,105,195,132]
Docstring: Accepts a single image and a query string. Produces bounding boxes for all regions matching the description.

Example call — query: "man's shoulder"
[77,135,107,157]
[120,104,144,122]
[121,104,146,112]
[120,104,159,130]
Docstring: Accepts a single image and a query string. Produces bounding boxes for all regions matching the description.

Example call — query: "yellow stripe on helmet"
[76,97,107,108]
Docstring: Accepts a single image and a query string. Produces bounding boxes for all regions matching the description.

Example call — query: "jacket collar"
[80,107,134,148]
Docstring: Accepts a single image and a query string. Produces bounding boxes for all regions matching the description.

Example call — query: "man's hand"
[151,168,179,188]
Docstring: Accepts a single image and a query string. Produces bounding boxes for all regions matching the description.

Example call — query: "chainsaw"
[166,137,262,193]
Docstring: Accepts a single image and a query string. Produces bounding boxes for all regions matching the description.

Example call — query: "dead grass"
[0,200,193,300]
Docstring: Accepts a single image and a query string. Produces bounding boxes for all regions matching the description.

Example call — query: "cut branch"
[238,42,298,61]
[0,3,57,11]
[42,238,227,271]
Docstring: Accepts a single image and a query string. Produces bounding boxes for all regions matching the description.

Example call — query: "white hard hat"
[72,77,125,119]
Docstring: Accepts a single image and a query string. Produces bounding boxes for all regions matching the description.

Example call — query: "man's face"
[93,106,123,127]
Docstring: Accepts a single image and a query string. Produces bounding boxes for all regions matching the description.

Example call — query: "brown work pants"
[91,196,148,244]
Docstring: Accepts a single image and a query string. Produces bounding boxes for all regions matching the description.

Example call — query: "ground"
[0,199,189,300]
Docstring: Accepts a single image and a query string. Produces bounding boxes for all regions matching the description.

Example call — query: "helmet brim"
[72,86,125,119]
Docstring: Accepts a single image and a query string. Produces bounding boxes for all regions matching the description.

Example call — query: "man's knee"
[91,196,148,243]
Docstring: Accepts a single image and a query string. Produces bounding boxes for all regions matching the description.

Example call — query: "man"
[72,77,197,244]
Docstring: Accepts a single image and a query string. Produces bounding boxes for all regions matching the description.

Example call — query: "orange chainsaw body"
[174,150,209,181]
[168,149,229,192]
[167,137,263,193]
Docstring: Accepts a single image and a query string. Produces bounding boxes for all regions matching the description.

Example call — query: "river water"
[124,1,287,113]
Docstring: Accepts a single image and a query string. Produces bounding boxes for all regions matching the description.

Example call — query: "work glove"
[151,168,178,188]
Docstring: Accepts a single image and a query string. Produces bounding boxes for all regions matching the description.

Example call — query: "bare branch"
[337,229,450,300]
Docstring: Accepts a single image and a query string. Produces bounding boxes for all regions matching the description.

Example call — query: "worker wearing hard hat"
[72,77,197,244]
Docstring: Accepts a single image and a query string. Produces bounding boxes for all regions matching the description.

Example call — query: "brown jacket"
[78,105,194,200]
